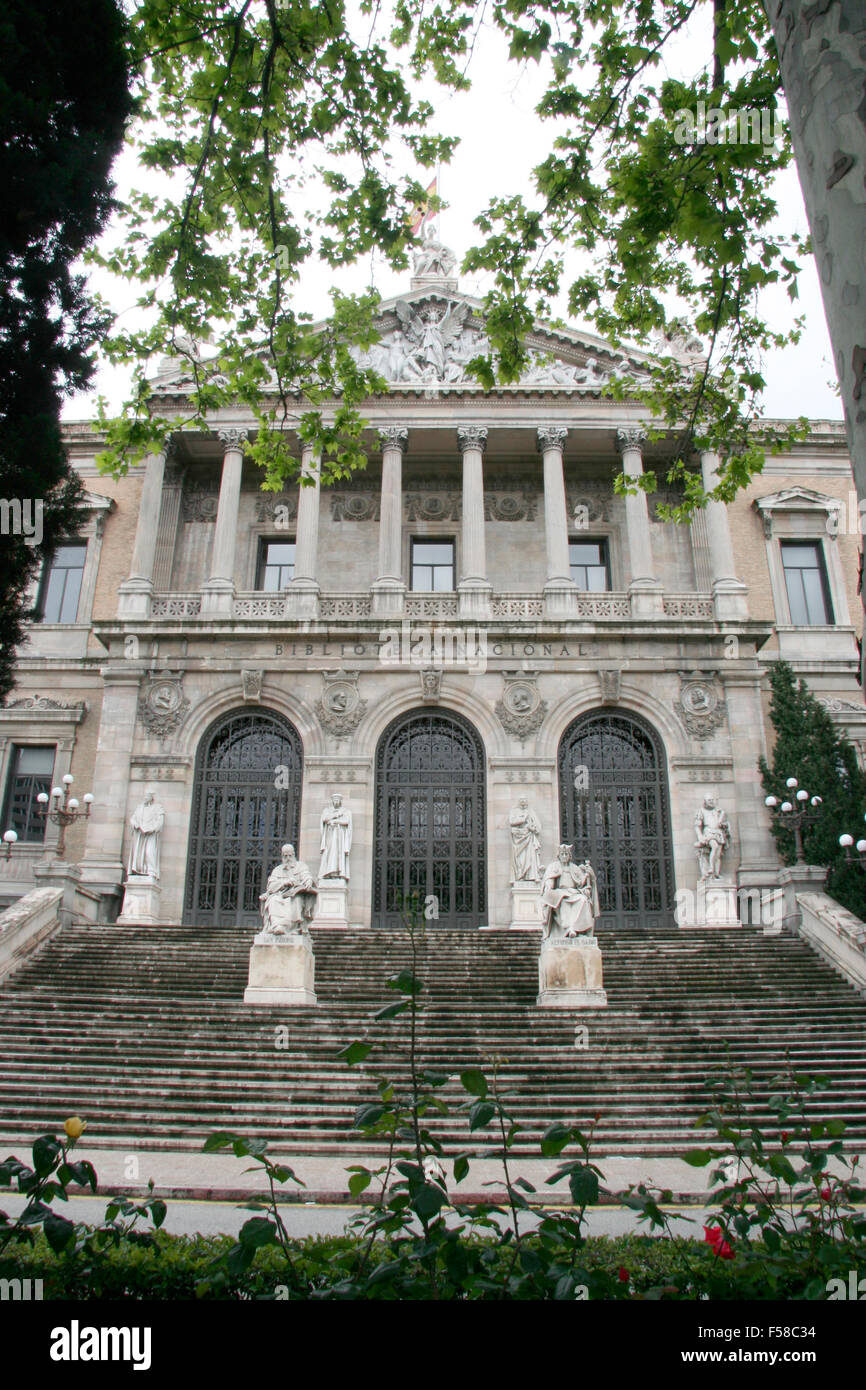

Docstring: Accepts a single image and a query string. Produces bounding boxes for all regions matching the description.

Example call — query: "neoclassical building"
[2,249,864,932]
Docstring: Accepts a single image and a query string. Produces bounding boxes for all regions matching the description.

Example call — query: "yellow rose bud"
[64,1116,86,1140]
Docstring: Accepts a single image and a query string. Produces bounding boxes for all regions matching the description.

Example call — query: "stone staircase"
[1,922,866,1157]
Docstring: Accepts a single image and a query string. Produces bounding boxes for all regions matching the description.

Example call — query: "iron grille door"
[374,710,486,929]
[558,710,675,930]
[184,709,303,926]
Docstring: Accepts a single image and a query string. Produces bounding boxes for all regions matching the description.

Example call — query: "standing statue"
[319,793,353,880]
[259,844,318,936]
[540,845,601,939]
[127,789,165,879]
[694,795,731,881]
[509,798,542,883]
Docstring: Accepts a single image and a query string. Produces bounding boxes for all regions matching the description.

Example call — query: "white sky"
[65,9,842,424]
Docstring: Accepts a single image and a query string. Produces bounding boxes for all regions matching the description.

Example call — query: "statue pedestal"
[244,933,317,1006]
[537,936,607,1008]
[313,877,350,929]
[509,882,543,930]
[696,877,740,927]
[118,875,161,925]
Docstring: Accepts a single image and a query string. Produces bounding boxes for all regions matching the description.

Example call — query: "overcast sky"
[65,10,842,425]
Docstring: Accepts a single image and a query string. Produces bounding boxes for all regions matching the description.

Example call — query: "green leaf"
[413,1184,446,1220]
[352,1103,385,1130]
[43,1212,75,1253]
[460,1069,488,1098]
[337,1041,372,1067]
[32,1137,61,1178]
[453,1154,470,1183]
[239,1216,278,1250]
[681,1149,718,1167]
[374,1001,409,1020]
[348,1171,372,1198]
[568,1165,599,1206]
[468,1101,496,1131]
[540,1123,571,1157]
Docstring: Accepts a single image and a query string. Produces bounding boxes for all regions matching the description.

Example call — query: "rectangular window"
[781,542,833,625]
[257,539,296,591]
[569,539,609,591]
[411,539,455,591]
[37,543,86,623]
[2,746,55,842]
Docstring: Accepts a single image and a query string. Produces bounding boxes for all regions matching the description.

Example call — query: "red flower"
[618,1266,629,1283]
[703,1225,734,1260]
[780,1131,790,1144]
[820,1185,832,1202]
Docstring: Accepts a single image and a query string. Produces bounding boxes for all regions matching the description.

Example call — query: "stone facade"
[2,262,863,928]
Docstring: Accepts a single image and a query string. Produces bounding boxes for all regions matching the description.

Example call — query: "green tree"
[759,661,866,917]
[0,0,133,702]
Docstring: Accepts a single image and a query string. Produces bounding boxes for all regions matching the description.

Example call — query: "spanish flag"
[409,177,438,236]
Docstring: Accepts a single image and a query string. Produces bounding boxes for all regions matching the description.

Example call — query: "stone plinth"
[509,882,544,930]
[313,877,350,929]
[696,877,740,927]
[244,933,317,1006]
[537,937,608,1008]
[118,875,161,925]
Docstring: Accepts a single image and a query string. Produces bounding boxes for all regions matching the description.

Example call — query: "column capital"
[378,426,409,453]
[217,426,249,452]
[457,426,488,455]
[615,427,647,456]
[536,426,568,453]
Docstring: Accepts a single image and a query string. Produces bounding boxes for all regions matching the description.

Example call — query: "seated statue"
[259,844,318,937]
[540,845,600,940]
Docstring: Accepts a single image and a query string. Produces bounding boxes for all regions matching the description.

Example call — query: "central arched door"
[184,708,303,926]
[373,709,486,929]
[558,709,675,930]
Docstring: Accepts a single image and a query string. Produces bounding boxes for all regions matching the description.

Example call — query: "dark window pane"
[39,544,86,623]
[257,539,295,590]
[411,539,454,591]
[3,745,55,842]
[569,538,609,590]
[781,542,832,625]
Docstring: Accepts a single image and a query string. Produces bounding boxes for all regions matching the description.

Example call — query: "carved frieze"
[495,671,548,740]
[404,491,462,522]
[314,670,367,737]
[673,671,727,740]
[181,486,219,523]
[330,493,381,522]
[256,493,298,524]
[138,672,189,739]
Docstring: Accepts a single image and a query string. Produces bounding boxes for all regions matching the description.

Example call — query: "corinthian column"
[616,427,664,617]
[457,426,491,618]
[537,426,577,618]
[286,441,321,620]
[371,426,408,617]
[201,427,247,617]
[117,437,172,618]
[700,450,749,620]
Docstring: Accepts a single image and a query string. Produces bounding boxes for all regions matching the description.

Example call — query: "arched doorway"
[558,709,675,930]
[373,709,486,929]
[184,708,303,926]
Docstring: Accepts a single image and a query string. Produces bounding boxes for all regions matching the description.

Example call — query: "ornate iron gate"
[558,710,675,930]
[184,708,303,926]
[373,709,486,929]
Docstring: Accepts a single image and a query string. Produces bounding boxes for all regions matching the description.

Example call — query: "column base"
[314,877,350,928]
[537,937,608,1008]
[244,934,317,1006]
[116,579,154,620]
[200,581,236,618]
[458,580,492,620]
[629,581,665,617]
[370,579,406,618]
[712,579,749,621]
[542,580,578,620]
[118,875,161,925]
[285,579,319,621]
[509,882,544,929]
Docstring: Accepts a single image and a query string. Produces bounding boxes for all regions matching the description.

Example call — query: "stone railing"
[404,594,459,618]
[144,589,718,623]
[232,593,288,619]
[0,886,63,982]
[796,891,866,995]
[319,594,374,619]
[663,594,714,618]
[150,594,202,618]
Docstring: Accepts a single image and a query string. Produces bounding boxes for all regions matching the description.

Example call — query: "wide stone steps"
[1,922,866,1156]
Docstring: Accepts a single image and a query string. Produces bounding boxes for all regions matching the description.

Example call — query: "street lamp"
[838,812,866,873]
[35,777,94,858]
[2,829,18,861]
[764,777,823,863]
